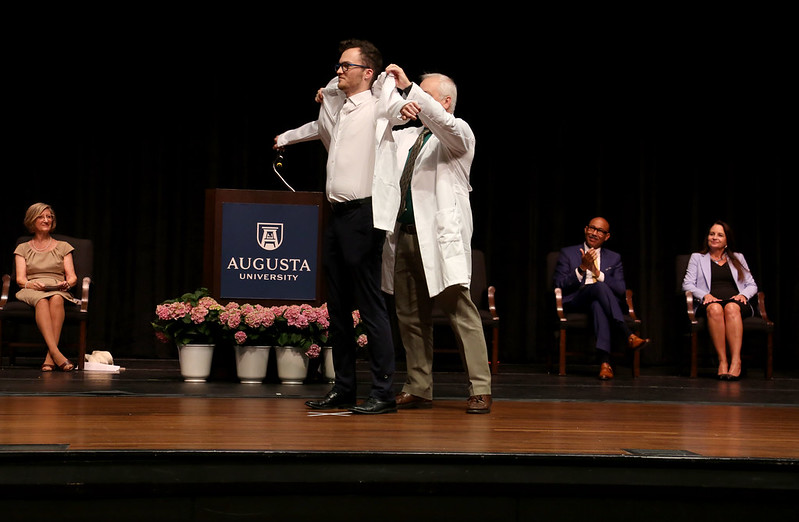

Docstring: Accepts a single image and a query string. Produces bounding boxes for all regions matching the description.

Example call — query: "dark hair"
[339,39,382,74]
[701,220,748,282]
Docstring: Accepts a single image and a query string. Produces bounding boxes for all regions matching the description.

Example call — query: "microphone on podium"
[272,149,295,192]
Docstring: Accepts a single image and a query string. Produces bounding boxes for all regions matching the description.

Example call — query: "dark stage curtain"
[4,26,795,369]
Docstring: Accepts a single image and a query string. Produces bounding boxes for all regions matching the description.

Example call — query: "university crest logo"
[257,223,283,251]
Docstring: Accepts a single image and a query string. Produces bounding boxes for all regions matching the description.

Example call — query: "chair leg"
[78,321,87,370]
[558,329,567,376]
[490,326,499,375]
[0,320,16,367]
[690,332,698,378]
[765,332,773,380]
[630,325,642,378]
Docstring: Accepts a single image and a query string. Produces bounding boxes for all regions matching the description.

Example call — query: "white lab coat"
[381,82,476,298]
[276,73,406,231]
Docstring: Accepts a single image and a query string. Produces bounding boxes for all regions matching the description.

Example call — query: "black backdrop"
[4,17,795,368]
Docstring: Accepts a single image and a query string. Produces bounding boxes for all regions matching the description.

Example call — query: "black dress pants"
[324,201,394,401]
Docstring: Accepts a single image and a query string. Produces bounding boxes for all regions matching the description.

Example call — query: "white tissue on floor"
[83,350,124,372]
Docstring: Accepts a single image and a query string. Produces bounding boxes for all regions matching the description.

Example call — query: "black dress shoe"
[348,396,397,415]
[305,389,356,410]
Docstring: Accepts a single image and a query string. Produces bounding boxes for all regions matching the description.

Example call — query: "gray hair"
[421,73,457,113]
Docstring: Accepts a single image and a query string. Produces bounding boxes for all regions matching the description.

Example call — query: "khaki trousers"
[393,230,492,399]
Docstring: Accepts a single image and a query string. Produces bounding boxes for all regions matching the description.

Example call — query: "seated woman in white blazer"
[682,220,758,380]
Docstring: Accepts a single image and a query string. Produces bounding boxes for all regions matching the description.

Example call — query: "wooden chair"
[546,251,642,377]
[430,249,500,374]
[675,254,774,379]
[0,235,93,370]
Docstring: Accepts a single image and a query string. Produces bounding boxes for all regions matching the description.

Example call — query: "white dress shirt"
[276,73,406,231]
[326,89,377,203]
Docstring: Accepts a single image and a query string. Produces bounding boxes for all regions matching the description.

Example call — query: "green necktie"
[397,128,431,219]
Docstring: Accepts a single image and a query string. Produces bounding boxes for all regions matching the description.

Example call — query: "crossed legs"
[568,283,629,354]
[34,295,74,371]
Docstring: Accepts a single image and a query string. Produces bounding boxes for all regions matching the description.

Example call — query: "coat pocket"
[435,206,465,261]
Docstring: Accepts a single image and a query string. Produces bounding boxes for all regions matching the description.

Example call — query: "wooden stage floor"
[1,358,797,520]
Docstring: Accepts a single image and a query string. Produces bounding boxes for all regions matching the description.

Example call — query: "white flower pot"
[178,343,215,382]
[322,346,335,382]
[234,345,271,384]
[275,346,309,384]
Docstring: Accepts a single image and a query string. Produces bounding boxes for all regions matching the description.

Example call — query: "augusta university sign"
[204,190,326,304]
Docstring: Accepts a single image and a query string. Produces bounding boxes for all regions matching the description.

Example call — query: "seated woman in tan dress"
[14,202,79,371]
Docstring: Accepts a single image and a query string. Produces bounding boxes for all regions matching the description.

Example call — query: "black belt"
[400,223,417,234]
[330,197,371,214]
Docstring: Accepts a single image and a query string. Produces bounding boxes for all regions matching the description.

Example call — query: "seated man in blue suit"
[553,217,649,380]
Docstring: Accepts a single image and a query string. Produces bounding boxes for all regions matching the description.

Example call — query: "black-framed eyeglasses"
[335,62,370,73]
[586,225,608,235]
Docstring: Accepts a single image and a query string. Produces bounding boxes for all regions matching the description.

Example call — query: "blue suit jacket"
[553,245,627,305]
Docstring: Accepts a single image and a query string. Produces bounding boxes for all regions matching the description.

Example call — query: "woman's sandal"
[41,363,56,372]
[58,360,75,372]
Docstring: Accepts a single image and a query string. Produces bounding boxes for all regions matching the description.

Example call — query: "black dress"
[697,262,753,319]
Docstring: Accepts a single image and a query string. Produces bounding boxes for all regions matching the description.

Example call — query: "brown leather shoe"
[628,334,650,350]
[466,394,492,414]
[395,392,432,409]
[598,362,614,380]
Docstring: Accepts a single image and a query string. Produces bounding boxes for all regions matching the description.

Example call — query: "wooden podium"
[203,189,328,306]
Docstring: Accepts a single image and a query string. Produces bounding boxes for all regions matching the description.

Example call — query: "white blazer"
[382,82,477,298]
[276,73,406,231]
[682,252,758,301]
